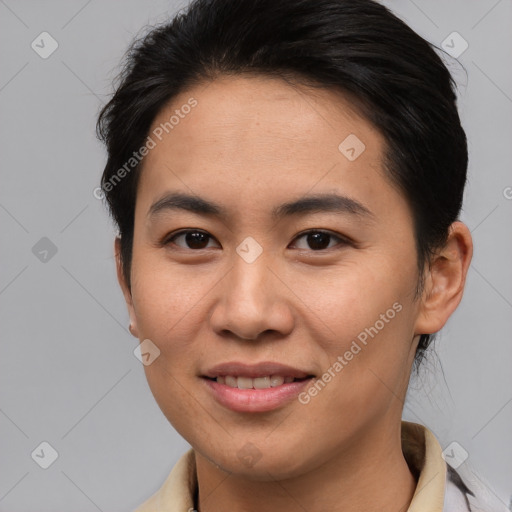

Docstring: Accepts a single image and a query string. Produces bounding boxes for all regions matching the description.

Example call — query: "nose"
[209,254,294,341]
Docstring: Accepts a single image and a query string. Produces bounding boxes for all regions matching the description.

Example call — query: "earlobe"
[414,221,473,335]
[115,237,139,339]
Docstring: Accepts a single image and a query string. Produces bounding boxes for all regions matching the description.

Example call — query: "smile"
[201,376,315,413]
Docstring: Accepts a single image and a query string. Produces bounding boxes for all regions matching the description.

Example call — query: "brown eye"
[166,230,219,250]
[291,230,348,251]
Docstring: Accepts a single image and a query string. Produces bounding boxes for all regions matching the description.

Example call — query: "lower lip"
[201,377,314,413]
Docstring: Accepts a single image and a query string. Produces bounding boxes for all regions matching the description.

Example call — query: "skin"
[116,75,473,512]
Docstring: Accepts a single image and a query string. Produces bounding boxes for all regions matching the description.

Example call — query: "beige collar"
[135,420,447,512]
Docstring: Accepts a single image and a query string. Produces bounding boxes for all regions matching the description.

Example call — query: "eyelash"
[161,229,352,252]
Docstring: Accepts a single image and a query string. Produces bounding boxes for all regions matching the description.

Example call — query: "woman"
[96,0,506,510]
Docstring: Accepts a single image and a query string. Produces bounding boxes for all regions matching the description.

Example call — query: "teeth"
[270,375,284,387]
[254,376,270,389]
[215,375,298,389]
[237,376,253,389]
[225,376,237,387]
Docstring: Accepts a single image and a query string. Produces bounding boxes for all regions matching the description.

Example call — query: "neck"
[194,420,417,512]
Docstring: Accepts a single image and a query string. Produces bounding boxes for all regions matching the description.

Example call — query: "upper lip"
[203,361,314,379]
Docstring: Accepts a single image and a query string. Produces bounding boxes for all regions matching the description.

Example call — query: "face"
[120,75,427,479]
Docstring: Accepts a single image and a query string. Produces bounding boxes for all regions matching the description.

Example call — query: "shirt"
[133,421,508,512]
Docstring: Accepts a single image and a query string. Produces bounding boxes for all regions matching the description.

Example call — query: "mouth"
[200,361,316,412]
[202,361,315,381]
[203,375,314,389]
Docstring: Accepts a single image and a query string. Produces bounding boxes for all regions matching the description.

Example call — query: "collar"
[134,420,447,511]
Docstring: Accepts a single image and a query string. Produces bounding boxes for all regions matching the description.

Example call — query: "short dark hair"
[96,0,468,370]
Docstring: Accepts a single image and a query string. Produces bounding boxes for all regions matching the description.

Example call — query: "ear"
[414,221,473,335]
[115,237,139,339]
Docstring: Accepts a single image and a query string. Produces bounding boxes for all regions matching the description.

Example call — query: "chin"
[200,441,312,481]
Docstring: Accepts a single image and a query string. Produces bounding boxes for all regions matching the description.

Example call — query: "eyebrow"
[147,192,375,222]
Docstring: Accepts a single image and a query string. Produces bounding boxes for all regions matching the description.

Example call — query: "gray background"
[0,0,511,510]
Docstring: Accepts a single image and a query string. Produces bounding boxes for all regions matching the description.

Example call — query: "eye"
[164,229,220,250]
[162,229,350,251]
[290,230,350,251]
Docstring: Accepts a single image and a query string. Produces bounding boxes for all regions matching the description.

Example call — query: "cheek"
[129,253,218,408]
[130,250,213,336]
[130,255,211,432]
[299,306,415,444]
[284,255,415,344]
[293,255,418,401]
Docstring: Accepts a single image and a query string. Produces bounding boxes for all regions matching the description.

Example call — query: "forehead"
[136,74,396,219]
